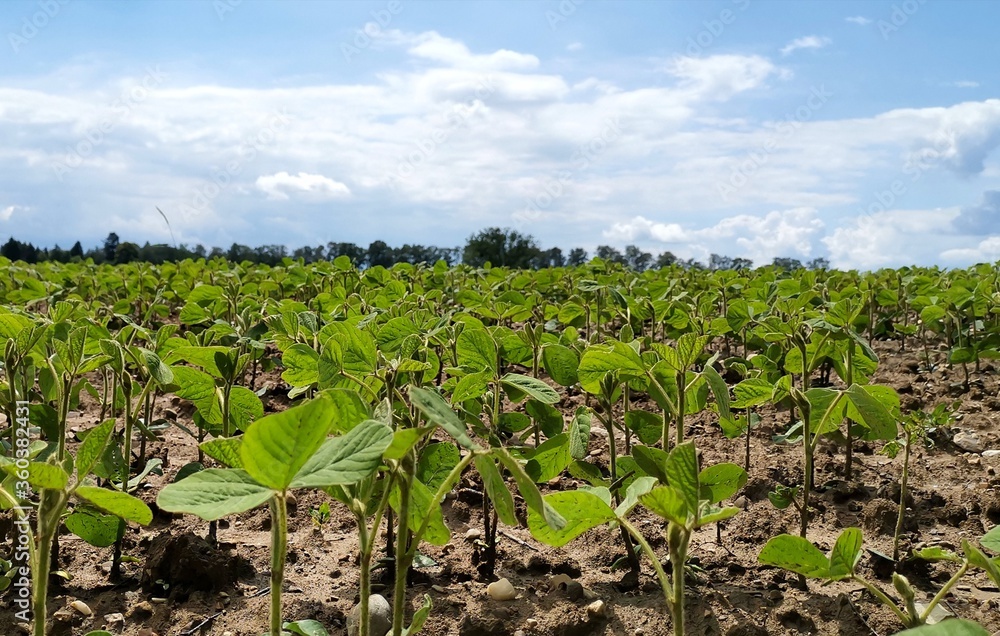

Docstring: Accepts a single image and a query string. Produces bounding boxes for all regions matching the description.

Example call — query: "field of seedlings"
[1,257,998,636]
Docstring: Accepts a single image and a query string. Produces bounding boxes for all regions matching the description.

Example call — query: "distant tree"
[807,257,830,270]
[595,245,626,264]
[680,257,705,270]
[655,251,677,268]
[532,247,565,268]
[709,254,734,271]
[772,257,804,271]
[567,248,588,266]
[326,241,366,265]
[70,241,84,259]
[1,237,23,261]
[115,242,140,264]
[22,243,38,264]
[366,240,396,268]
[624,245,653,272]
[103,232,120,262]
[732,257,753,271]
[49,244,69,262]
[462,227,540,268]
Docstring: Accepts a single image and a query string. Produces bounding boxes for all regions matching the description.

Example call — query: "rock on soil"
[347,594,393,636]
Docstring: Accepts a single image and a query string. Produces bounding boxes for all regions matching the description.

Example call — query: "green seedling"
[157,394,392,636]
[759,526,1000,629]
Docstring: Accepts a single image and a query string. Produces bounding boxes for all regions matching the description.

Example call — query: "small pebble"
[70,600,93,616]
[586,599,606,618]
[487,578,517,601]
[465,527,483,541]
[526,618,538,629]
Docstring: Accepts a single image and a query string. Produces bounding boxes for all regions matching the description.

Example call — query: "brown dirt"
[3,341,999,636]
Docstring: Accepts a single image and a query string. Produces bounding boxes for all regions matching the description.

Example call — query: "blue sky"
[2,0,1000,268]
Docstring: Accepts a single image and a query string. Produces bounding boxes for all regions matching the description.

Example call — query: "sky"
[2,0,1000,269]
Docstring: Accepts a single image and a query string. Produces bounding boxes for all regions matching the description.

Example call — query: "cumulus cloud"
[780,36,831,56]
[0,205,21,221]
[823,208,959,270]
[940,236,1000,264]
[400,31,540,71]
[605,208,823,265]
[665,54,785,101]
[255,172,351,201]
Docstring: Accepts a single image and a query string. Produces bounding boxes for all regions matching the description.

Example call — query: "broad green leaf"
[845,384,900,441]
[409,386,481,451]
[527,490,616,547]
[140,349,174,385]
[526,434,572,483]
[200,438,244,469]
[732,377,773,409]
[981,526,1000,554]
[665,441,700,515]
[541,344,579,387]
[392,478,449,546]
[568,408,591,460]
[7,462,69,490]
[502,373,560,405]
[828,527,863,580]
[75,486,153,525]
[228,386,264,432]
[676,333,710,369]
[698,505,740,526]
[475,455,516,526]
[456,328,498,374]
[526,399,564,438]
[170,366,222,424]
[615,475,657,518]
[77,419,116,480]
[698,463,747,504]
[639,486,688,525]
[625,410,662,445]
[319,388,371,434]
[165,345,228,376]
[66,508,120,547]
[241,397,334,491]
[758,535,830,578]
[493,446,566,531]
[417,443,461,493]
[577,341,645,395]
[963,540,1000,587]
[384,427,433,461]
[452,371,491,403]
[632,445,669,485]
[282,619,330,636]
[291,420,392,489]
[281,343,320,388]
[157,469,272,520]
[895,620,989,636]
[913,546,962,563]
[703,363,732,422]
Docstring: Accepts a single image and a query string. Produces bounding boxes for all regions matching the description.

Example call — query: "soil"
[3,340,999,636]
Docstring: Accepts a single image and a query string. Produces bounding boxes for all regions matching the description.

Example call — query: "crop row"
[1,257,998,636]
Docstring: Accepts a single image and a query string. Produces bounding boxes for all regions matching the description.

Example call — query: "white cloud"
[780,36,831,56]
[665,54,785,101]
[941,236,1000,264]
[823,208,959,270]
[605,208,823,265]
[566,42,584,52]
[255,172,351,201]
[0,205,20,221]
[951,80,980,88]
[399,31,540,71]
[845,16,872,26]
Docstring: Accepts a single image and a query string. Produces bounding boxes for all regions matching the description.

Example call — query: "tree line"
[0,227,829,271]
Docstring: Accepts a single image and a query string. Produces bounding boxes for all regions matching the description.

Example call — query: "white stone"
[465,527,483,541]
[586,599,606,618]
[487,578,517,601]
[347,594,393,636]
[70,600,93,616]
[982,450,1000,458]
[954,431,984,453]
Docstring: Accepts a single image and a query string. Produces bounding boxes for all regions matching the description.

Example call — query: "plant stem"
[919,562,969,624]
[845,340,855,480]
[893,431,911,563]
[668,529,690,636]
[619,518,673,608]
[852,575,912,627]
[269,494,289,636]
[391,457,414,636]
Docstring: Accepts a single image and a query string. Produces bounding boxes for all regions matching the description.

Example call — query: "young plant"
[157,395,392,636]
[759,526,1000,629]
[527,441,746,636]
[0,418,153,636]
